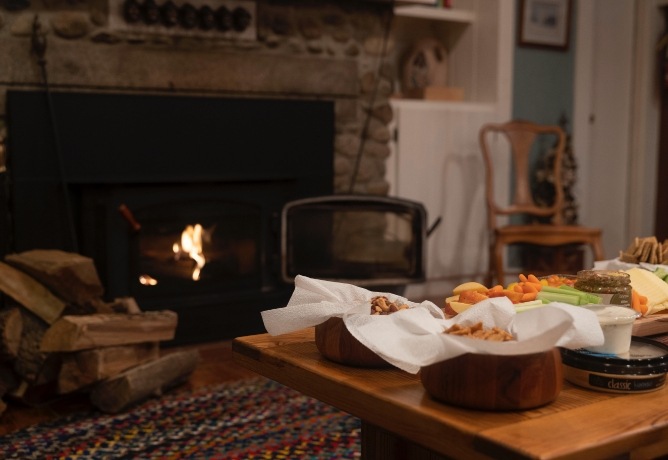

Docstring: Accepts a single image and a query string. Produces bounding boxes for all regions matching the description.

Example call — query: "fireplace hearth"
[4,90,334,345]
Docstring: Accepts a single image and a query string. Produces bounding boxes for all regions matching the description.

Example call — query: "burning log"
[90,349,199,414]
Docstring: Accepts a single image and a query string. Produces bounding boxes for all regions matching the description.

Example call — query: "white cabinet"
[392,0,512,106]
[388,0,514,298]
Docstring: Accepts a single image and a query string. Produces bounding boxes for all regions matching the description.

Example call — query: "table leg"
[360,421,449,460]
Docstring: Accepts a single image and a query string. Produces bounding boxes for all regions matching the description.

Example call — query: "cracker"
[619,251,638,263]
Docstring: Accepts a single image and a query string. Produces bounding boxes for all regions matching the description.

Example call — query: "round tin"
[560,337,668,394]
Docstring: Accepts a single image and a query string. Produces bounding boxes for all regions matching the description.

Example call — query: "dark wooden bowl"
[420,348,563,411]
[315,317,391,368]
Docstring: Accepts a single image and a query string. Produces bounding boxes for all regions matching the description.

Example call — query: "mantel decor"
[518,0,571,51]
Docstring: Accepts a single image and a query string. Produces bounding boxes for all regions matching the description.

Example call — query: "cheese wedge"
[625,267,668,315]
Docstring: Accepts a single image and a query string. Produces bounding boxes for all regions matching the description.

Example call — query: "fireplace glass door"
[282,195,427,287]
[133,199,262,297]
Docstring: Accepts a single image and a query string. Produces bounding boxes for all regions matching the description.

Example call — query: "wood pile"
[0,249,199,415]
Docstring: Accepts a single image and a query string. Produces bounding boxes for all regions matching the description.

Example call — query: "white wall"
[573,0,658,258]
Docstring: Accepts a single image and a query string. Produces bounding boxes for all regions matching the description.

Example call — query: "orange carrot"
[522,283,538,293]
[631,290,641,313]
[520,292,537,302]
[631,289,649,316]
[527,274,541,285]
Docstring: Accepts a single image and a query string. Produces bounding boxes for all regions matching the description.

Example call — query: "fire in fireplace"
[4,90,334,344]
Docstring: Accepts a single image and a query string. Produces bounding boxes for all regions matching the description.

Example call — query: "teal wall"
[512,1,576,129]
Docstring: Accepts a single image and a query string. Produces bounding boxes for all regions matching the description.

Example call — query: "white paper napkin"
[594,257,668,274]
[346,296,604,373]
[261,275,444,336]
[261,276,604,374]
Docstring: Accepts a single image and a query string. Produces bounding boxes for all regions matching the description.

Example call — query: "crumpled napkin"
[347,297,604,373]
[261,275,444,336]
[261,276,604,374]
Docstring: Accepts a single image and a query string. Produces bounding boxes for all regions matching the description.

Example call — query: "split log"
[5,249,104,307]
[40,311,178,352]
[0,262,66,324]
[90,349,199,413]
[58,343,160,394]
[13,310,52,384]
[105,297,142,314]
[0,363,18,397]
[0,307,23,361]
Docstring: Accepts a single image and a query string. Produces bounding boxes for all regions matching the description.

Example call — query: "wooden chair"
[479,120,604,286]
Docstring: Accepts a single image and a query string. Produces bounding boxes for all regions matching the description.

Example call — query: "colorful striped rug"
[0,377,361,459]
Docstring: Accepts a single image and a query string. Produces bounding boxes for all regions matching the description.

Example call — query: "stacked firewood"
[0,249,199,415]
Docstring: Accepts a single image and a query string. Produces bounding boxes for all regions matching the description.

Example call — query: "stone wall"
[0,0,396,194]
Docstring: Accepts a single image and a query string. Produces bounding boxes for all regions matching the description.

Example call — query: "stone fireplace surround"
[0,0,396,344]
[0,0,396,195]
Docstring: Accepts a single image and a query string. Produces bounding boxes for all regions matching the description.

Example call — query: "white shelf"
[390,98,496,113]
[394,5,476,23]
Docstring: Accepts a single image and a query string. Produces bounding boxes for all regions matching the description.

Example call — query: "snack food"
[370,296,409,315]
[444,322,514,341]
[619,236,668,264]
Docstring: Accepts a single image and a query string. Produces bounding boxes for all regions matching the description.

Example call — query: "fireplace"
[4,90,334,345]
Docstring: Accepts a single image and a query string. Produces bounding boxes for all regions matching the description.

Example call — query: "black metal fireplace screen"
[282,195,427,288]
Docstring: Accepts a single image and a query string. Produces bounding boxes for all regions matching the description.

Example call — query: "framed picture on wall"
[518,0,572,51]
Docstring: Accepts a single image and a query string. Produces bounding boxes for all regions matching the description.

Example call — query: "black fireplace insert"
[4,90,334,344]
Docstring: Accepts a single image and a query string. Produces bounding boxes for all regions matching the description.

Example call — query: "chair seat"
[494,224,605,276]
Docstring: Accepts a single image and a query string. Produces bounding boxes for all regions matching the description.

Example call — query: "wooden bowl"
[420,348,563,411]
[315,317,391,368]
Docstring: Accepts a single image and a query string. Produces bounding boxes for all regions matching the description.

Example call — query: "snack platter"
[263,266,668,411]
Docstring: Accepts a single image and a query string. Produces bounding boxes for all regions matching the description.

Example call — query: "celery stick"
[541,285,600,305]
[536,290,580,305]
[557,285,602,304]
[514,300,545,313]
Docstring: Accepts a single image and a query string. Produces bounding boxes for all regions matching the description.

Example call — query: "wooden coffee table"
[232,328,668,459]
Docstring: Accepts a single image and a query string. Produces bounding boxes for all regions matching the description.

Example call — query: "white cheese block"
[625,267,668,315]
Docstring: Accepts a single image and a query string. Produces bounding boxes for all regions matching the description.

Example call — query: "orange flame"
[173,223,206,281]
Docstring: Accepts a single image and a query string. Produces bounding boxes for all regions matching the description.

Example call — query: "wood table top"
[232,328,668,460]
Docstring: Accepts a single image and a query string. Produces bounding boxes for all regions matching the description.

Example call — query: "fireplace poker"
[30,15,79,252]
[118,204,142,233]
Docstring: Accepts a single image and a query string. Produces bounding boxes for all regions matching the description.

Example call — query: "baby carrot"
[527,274,541,284]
